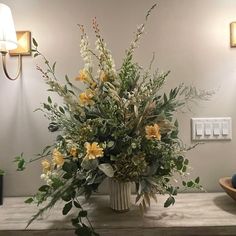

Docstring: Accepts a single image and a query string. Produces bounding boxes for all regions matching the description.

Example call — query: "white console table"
[0,193,236,236]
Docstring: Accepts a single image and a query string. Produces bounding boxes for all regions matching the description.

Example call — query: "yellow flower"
[91,82,97,89]
[75,69,90,83]
[41,159,51,173]
[99,71,109,82]
[52,149,65,166]
[79,90,94,106]
[85,142,104,160]
[145,124,161,141]
[70,146,77,158]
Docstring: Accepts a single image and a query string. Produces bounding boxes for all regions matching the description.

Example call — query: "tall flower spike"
[78,24,93,71]
[93,17,116,78]
[126,3,157,57]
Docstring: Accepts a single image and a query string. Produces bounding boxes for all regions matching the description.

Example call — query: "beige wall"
[1,0,236,196]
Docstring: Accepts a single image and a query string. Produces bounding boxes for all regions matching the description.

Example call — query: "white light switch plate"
[191,117,232,141]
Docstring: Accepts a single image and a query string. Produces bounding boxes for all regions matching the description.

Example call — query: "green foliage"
[14,153,26,171]
[38,185,50,192]
[62,201,73,215]
[98,163,114,177]
[24,197,34,204]
[0,169,5,175]
[164,196,175,208]
[32,38,38,47]
[16,3,212,236]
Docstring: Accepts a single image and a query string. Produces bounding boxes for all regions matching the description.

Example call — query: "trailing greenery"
[14,3,213,236]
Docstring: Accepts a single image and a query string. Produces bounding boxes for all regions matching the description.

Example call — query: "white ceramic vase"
[109,178,131,212]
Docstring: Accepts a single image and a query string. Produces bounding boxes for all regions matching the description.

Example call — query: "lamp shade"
[0,3,17,51]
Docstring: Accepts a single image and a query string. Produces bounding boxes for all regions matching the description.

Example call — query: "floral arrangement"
[14,4,212,236]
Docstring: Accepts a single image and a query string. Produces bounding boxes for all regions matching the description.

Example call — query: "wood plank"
[0,193,236,235]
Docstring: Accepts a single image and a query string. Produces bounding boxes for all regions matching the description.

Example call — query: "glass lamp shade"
[0,3,17,52]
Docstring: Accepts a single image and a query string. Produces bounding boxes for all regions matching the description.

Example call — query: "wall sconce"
[0,3,31,80]
[230,22,236,48]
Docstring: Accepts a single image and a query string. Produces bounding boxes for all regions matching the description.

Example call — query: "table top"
[0,192,236,234]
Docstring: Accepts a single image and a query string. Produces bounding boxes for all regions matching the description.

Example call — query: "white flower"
[46,179,53,186]
[40,174,47,180]
[80,35,92,70]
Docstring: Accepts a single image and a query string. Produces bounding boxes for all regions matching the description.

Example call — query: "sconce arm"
[1,52,22,80]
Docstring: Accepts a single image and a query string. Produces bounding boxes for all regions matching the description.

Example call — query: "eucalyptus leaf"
[81,159,98,170]
[24,197,34,204]
[62,201,72,215]
[107,141,114,148]
[195,177,200,184]
[52,62,56,72]
[59,106,65,114]
[47,96,52,104]
[38,185,50,192]
[75,226,91,236]
[79,210,87,217]
[187,181,194,187]
[32,38,38,47]
[164,196,175,208]
[98,163,114,177]
[73,201,81,209]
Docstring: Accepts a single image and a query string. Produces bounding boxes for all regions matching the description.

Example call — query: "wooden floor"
[0,193,236,236]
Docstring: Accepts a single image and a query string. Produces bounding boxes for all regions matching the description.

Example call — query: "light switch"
[204,123,211,136]
[222,122,229,135]
[191,117,232,141]
[213,123,220,136]
[195,123,203,136]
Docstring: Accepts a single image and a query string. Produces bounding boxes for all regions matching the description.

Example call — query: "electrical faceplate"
[191,117,232,141]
